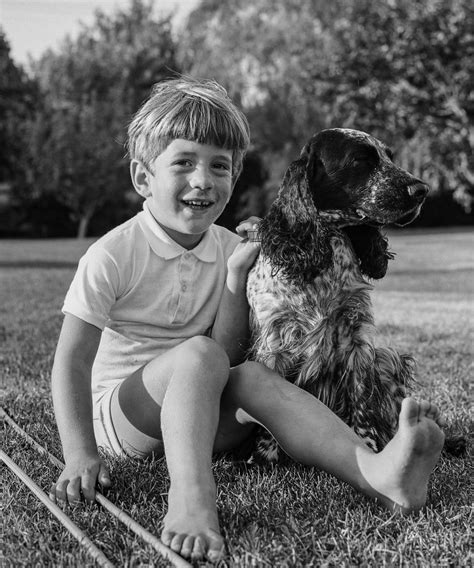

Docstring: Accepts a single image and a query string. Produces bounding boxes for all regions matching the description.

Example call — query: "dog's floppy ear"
[343,226,394,279]
[259,142,334,284]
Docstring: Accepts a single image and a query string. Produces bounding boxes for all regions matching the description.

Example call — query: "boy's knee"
[180,336,230,374]
[231,361,279,392]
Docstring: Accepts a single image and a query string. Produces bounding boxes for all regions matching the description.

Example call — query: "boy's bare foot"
[360,397,445,512]
[161,479,225,562]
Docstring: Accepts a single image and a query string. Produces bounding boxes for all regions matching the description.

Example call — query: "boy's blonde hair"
[127,77,250,181]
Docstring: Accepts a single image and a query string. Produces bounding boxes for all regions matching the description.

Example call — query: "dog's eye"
[350,156,370,167]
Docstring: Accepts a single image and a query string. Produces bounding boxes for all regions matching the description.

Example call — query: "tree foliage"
[19,0,180,237]
[182,0,474,214]
[1,0,472,236]
[181,0,341,152]
[329,0,473,211]
[0,31,37,182]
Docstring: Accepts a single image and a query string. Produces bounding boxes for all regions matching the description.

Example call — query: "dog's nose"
[407,182,429,200]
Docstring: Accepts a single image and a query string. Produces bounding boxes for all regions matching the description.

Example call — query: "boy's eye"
[213,162,231,172]
[173,159,193,168]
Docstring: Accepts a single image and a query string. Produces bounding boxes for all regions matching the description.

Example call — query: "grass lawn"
[1,230,473,567]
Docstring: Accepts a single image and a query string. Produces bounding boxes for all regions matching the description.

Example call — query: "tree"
[181,0,473,217]
[180,0,352,204]
[0,30,37,182]
[327,0,474,212]
[0,30,41,236]
[181,0,345,153]
[21,0,180,237]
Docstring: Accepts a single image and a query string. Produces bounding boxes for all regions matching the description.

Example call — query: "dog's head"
[302,128,429,227]
[260,128,429,282]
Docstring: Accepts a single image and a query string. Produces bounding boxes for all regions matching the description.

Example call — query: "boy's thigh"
[110,353,173,458]
[109,336,231,458]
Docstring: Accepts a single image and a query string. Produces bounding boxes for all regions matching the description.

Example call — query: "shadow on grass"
[390,268,474,275]
[0,261,78,269]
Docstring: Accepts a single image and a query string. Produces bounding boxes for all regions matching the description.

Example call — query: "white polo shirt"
[63,200,241,407]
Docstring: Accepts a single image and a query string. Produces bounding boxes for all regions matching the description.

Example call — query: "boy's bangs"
[164,99,247,151]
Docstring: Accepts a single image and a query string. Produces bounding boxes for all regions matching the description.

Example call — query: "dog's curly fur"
[245,128,463,462]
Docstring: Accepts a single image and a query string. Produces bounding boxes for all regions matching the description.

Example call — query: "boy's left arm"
[212,218,261,366]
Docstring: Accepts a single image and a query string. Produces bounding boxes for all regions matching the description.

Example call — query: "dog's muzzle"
[407,182,429,201]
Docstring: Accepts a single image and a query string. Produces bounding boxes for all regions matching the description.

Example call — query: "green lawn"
[1,230,473,567]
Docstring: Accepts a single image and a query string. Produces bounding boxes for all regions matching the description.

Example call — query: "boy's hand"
[235,216,262,243]
[49,451,111,506]
[228,217,262,279]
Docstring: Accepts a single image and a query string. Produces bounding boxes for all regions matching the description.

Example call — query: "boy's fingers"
[66,477,82,504]
[49,482,57,503]
[236,217,261,235]
[237,225,261,242]
[236,221,259,232]
[81,471,97,503]
[54,479,68,504]
[237,215,261,226]
[246,230,261,244]
[98,464,111,488]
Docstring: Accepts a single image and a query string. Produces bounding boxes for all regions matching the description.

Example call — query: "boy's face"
[132,139,233,249]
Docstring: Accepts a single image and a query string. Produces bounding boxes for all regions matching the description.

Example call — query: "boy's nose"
[190,168,213,190]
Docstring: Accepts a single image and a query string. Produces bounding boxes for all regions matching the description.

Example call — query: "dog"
[245,128,464,462]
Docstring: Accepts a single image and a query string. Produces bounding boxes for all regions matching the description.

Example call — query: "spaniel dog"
[246,128,464,462]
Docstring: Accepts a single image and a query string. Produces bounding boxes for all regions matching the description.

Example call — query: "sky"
[0,0,200,65]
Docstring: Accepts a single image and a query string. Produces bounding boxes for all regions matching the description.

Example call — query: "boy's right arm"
[50,313,111,505]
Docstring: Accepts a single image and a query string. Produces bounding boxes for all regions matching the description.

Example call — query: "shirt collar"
[137,199,217,262]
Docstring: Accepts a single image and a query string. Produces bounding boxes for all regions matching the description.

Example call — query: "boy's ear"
[130,160,152,198]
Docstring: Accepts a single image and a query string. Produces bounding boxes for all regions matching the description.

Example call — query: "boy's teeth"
[184,200,211,207]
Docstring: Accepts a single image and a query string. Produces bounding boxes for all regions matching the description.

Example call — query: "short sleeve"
[62,245,121,330]
[212,225,241,264]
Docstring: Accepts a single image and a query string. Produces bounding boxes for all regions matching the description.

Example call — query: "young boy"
[50,77,446,563]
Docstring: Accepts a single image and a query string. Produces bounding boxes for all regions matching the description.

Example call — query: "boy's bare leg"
[110,336,239,562]
[225,362,445,512]
[110,352,444,560]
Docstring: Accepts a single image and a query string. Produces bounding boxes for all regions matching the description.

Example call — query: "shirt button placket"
[181,253,190,292]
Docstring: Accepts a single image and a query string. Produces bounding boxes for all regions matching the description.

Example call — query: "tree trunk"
[76,213,92,239]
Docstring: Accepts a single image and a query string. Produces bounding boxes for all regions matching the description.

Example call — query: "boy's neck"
[154,217,204,250]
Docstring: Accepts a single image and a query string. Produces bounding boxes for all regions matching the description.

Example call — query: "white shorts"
[93,385,126,458]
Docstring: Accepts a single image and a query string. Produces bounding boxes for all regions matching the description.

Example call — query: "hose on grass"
[1,408,192,568]
[1,448,115,568]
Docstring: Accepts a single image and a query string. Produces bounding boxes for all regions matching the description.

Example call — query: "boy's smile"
[131,139,234,249]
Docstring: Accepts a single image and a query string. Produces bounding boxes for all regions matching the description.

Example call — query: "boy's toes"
[400,397,420,425]
[418,399,434,419]
[206,529,225,562]
[418,400,444,424]
[161,530,174,547]
[426,402,444,426]
[162,530,223,561]
[435,413,447,428]
[191,536,206,561]
[180,535,196,558]
[170,533,186,553]
[208,547,225,563]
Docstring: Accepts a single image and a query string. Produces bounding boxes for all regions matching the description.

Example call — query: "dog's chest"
[246,237,366,328]
[247,255,323,323]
